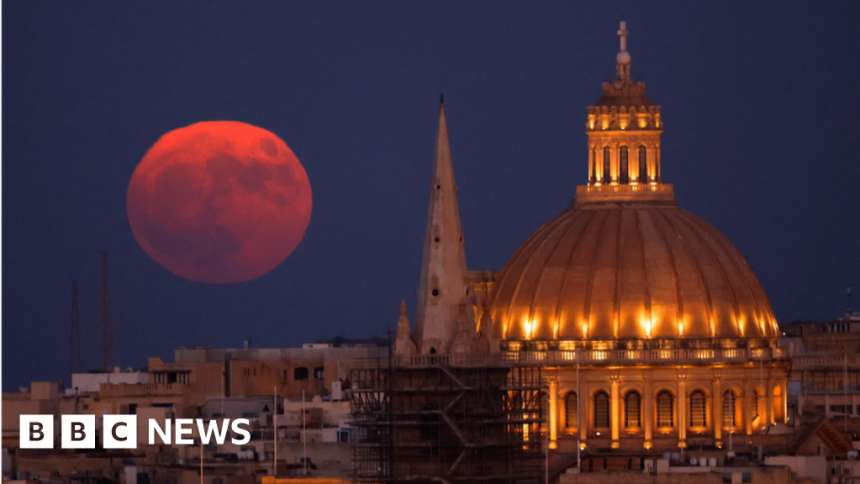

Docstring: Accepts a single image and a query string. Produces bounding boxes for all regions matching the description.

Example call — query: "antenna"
[96,251,115,370]
[848,285,854,313]
[70,281,81,378]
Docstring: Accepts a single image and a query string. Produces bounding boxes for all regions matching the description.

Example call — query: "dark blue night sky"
[3,2,859,389]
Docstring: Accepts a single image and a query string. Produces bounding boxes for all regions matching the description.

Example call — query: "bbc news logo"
[20,415,251,449]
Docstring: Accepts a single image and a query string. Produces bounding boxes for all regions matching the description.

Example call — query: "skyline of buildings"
[4,6,860,484]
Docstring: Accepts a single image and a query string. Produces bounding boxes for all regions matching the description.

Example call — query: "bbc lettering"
[20,415,251,449]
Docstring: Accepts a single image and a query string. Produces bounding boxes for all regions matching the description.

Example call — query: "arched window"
[590,148,596,184]
[602,147,611,184]
[619,146,629,184]
[656,391,674,428]
[689,391,707,427]
[564,392,579,429]
[723,390,737,428]
[294,367,309,381]
[624,391,641,428]
[565,393,578,428]
[594,391,610,428]
[638,146,647,183]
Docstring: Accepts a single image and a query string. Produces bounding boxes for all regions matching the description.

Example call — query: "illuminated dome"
[488,23,777,342]
[490,198,778,340]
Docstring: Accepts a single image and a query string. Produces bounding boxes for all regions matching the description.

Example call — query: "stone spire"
[414,97,472,354]
[393,299,418,356]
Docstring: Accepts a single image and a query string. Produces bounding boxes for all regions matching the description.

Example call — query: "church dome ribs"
[490,204,778,342]
[488,22,777,345]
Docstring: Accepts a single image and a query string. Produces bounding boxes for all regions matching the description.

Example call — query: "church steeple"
[414,97,472,354]
[578,22,672,204]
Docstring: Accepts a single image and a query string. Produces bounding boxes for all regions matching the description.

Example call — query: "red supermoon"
[127,121,312,284]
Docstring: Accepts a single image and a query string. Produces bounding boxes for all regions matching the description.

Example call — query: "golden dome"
[488,24,778,342]
[490,198,778,341]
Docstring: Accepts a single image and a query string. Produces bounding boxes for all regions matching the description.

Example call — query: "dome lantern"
[583,22,667,203]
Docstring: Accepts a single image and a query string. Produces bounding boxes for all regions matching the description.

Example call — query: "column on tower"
[713,378,723,446]
[677,375,687,448]
[610,376,620,448]
[549,378,559,450]
[643,377,653,449]
[744,379,754,436]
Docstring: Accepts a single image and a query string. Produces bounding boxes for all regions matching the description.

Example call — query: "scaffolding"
[351,357,545,484]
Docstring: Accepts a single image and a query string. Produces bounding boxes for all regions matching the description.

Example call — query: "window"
[830,405,849,414]
[689,391,707,427]
[656,391,674,428]
[590,148,596,184]
[619,146,629,184]
[638,146,647,183]
[294,367,309,381]
[603,147,611,184]
[624,391,641,428]
[723,390,737,428]
[565,393,578,429]
[753,390,760,420]
[314,367,325,381]
[594,391,610,428]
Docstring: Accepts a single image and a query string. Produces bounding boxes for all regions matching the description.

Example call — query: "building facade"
[382,23,791,473]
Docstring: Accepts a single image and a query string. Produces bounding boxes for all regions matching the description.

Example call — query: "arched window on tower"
[656,391,674,428]
[565,393,578,429]
[624,391,641,428]
[723,390,737,429]
[689,391,707,428]
[590,148,596,184]
[638,146,648,183]
[619,146,629,184]
[594,391,610,428]
[602,147,611,184]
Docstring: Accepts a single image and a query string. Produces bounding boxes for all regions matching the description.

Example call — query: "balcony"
[352,346,786,371]
[576,183,675,203]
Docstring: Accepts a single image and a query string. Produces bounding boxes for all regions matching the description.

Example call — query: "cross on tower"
[617,21,629,52]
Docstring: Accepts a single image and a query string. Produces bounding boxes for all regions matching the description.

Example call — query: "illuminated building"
[487,22,790,452]
[355,23,793,484]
